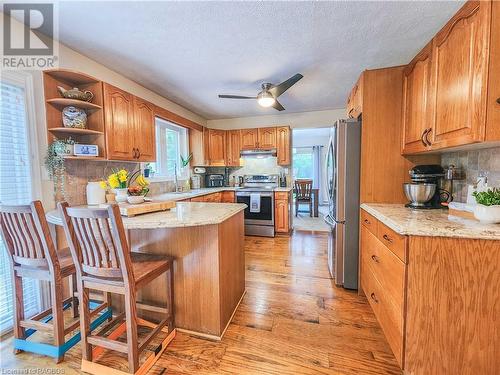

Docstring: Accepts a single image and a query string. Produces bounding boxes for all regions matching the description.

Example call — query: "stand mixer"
[403,165,451,209]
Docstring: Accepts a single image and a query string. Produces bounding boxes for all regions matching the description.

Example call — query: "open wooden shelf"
[63,156,107,161]
[46,98,102,110]
[44,69,100,85]
[48,127,104,136]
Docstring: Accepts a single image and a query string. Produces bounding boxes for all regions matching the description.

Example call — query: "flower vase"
[113,188,128,203]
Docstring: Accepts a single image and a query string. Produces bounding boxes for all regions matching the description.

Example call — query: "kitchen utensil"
[403,183,436,206]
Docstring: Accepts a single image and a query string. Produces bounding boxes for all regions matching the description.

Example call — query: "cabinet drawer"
[205,192,222,202]
[377,222,407,263]
[190,195,206,202]
[274,191,289,200]
[362,227,405,316]
[360,209,377,235]
[362,260,404,367]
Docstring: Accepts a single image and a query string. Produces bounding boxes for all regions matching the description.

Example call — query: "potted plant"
[99,169,129,203]
[44,138,75,200]
[473,188,500,224]
[143,163,154,178]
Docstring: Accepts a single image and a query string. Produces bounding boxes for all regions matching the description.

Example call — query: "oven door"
[236,191,274,226]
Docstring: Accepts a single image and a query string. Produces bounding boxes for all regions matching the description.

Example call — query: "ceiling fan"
[218,73,303,111]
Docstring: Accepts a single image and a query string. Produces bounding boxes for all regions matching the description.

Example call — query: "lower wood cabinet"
[221,191,235,203]
[360,208,499,374]
[274,191,292,233]
[191,192,222,203]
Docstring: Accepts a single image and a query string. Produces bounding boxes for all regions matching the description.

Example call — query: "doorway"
[291,128,330,232]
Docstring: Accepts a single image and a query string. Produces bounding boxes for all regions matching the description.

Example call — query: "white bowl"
[473,204,500,224]
[127,196,145,205]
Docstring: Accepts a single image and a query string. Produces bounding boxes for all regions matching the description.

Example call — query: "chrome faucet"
[174,161,180,192]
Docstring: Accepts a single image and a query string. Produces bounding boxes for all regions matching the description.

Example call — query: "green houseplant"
[472,188,500,224]
[44,138,74,200]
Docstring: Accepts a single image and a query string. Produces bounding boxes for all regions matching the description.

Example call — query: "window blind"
[0,78,41,333]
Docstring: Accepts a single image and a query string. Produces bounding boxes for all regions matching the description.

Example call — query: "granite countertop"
[361,203,500,240]
[154,187,236,201]
[46,202,246,229]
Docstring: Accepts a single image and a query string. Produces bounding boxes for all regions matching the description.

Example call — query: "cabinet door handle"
[136,149,141,159]
[382,234,393,243]
[421,129,429,146]
[364,219,371,225]
[496,98,500,104]
[132,148,137,158]
[371,255,379,263]
[425,128,432,146]
[370,293,379,303]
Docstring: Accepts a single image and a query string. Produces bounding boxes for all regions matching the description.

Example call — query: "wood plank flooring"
[0,231,401,374]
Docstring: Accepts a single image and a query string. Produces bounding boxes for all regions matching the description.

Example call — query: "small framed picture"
[74,144,99,157]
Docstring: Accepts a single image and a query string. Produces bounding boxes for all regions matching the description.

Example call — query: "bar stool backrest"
[0,201,59,271]
[58,202,133,283]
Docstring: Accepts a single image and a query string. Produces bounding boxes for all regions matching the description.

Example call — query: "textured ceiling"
[57,1,464,120]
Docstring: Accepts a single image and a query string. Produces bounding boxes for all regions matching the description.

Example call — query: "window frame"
[147,117,189,182]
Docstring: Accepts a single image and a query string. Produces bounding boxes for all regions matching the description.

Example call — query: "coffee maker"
[404,165,450,209]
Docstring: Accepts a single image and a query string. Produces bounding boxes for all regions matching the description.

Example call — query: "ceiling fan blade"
[218,94,256,99]
[272,100,285,111]
[269,73,303,97]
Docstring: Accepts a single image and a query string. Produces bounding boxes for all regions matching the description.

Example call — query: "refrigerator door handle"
[324,214,335,226]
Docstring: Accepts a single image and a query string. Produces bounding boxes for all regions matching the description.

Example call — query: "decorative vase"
[113,188,128,203]
[473,204,500,224]
[62,106,87,128]
[86,182,105,205]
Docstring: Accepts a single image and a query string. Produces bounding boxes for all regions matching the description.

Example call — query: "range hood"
[240,149,277,158]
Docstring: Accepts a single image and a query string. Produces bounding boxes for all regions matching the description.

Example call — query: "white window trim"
[149,118,190,181]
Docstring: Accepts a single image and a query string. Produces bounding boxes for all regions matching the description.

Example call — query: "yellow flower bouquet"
[99,169,129,190]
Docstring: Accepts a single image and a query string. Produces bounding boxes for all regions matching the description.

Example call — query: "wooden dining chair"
[0,201,111,363]
[294,179,313,217]
[58,202,175,375]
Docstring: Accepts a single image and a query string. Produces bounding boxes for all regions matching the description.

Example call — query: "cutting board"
[118,200,176,217]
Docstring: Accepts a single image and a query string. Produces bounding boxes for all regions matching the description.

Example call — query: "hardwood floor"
[0,231,401,374]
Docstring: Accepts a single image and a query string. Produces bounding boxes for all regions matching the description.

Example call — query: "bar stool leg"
[104,292,112,321]
[79,285,93,363]
[50,278,65,363]
[12,273,25,354]
[69,274,79,318]
[124,289,139,373]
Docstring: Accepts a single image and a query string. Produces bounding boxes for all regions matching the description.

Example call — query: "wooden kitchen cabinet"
[257,127,277,148]
[274,190,291,233]
[240,129,259,149]
[133,96,156,161]
[206,129,226,166]
[226,130,241,166]
[276,126,291,165]
[104,83,156,161]
[402,42,433,154]
[359,208,499,373]
[346,75,363,119]
[428,0,490,149]
[104,83,136,160]
[221,191,235,203]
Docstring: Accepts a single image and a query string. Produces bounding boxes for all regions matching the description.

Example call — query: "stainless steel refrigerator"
[324,119,361,289]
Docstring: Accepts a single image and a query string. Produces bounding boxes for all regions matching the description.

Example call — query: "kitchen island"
[47,202,246,340]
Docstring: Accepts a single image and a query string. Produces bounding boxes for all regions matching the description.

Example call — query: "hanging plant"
[44,137,74,201]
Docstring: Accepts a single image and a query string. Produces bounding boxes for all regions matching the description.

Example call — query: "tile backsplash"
[441,147,500,202]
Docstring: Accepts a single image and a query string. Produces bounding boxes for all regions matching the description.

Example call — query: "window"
[293,147,314,179]
[150,118,189,180]
[0,71,41,333]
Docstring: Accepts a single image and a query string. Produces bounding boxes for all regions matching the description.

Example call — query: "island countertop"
[361,203,500,240]
[46,202,246,229]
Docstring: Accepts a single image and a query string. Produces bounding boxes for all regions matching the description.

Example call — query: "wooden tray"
[448,207,477,221]
[119,200,176,217]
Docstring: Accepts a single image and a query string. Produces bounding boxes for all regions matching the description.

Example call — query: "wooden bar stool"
[0,201,111,363]
[58,202,175,374]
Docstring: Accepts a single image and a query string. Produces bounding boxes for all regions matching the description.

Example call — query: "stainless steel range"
[236,175,278,237]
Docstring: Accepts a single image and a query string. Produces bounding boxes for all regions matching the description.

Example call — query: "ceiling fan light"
[257,92,275,107]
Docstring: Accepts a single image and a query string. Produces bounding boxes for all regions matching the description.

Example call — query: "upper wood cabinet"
[104,83,156,161]
[401,0,500,154]
[240,129,258,149]
[428,1,489,149]
[346,75,363,118]
[133,97,155,161]
[257,127,277,148]
[276,126,291,166]
[402,43,433,154]
[226,130,241,167]
[206,129,226,166]
[104,84,136,161]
